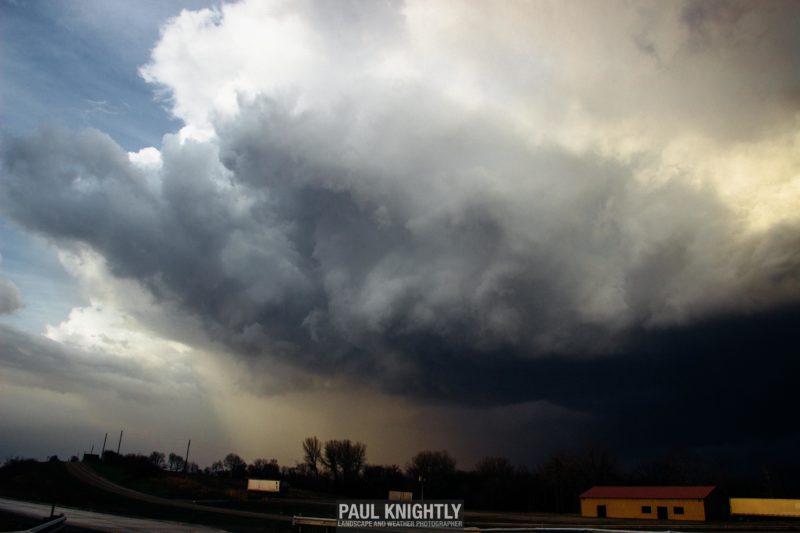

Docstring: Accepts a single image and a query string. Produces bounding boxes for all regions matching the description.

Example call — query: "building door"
[657,506,668,520]
[597,505,607,518]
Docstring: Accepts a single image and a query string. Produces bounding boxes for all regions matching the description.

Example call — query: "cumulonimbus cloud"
[2,0,800,405]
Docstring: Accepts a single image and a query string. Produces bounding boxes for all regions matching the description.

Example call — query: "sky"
[1,0,800,471]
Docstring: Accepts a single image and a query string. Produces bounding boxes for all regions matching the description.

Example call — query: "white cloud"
[128,146,162,169]
[140,0,800,234]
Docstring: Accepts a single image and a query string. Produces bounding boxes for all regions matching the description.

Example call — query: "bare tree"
[149,451,166,469]
[322,439,367,482]
[302,436,322,476]
[475,456,515,478]
[342,440,366,480]
[223,453,247,478]
[210,460,224,476]
[248,458,280,478]
[167,452,184,472]
[407,450,456,499]
[322,440,340,481]
[407,450,456,479]
[474,456,518,510]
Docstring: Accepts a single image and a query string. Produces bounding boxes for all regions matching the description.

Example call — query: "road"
[65,462,291,523]
[0,497,228,532]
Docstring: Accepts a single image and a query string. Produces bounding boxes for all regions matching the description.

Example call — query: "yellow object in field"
[730,498,800,517]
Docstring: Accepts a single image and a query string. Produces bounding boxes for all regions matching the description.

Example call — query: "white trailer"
[247,479,282,493]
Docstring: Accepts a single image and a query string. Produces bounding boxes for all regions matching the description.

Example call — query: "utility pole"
[116,430,123,455]
[183,439,191,474]
[101,432,108,457]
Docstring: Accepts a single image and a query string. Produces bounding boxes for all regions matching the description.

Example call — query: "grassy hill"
[0,458,294,532]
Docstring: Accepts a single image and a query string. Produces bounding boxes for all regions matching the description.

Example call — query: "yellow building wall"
[730,498,800,517]
[581,498,706,521]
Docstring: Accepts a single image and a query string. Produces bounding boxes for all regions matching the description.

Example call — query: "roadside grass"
[83,461,336,518]
[87,461,228,499]
[0,461,293,532]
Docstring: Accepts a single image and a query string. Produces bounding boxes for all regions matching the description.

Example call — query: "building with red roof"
[579,486,727,521]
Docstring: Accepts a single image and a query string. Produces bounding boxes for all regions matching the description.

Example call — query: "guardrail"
[291,517,679,533]
[292,516,480,530]
[9,513,66,533]
[293,516,335,532]
[468,529,677,532]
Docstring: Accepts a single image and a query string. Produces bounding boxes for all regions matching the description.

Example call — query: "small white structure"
[247,479,282,493]
[388,490,413,501]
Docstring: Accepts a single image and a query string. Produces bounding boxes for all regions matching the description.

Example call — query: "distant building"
[730,498,800,518]
[82,453,100,462]
[388,490,413,501]
[580,486,727,521]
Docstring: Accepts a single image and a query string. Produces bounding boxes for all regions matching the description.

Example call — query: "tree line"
[153,438,800,511]
[11,438,800,513]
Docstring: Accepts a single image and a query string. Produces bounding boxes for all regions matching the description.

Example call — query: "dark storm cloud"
[2,0,800,457]
[3,109,799,389]
[380,303,800,454]
[0,117,688,364]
